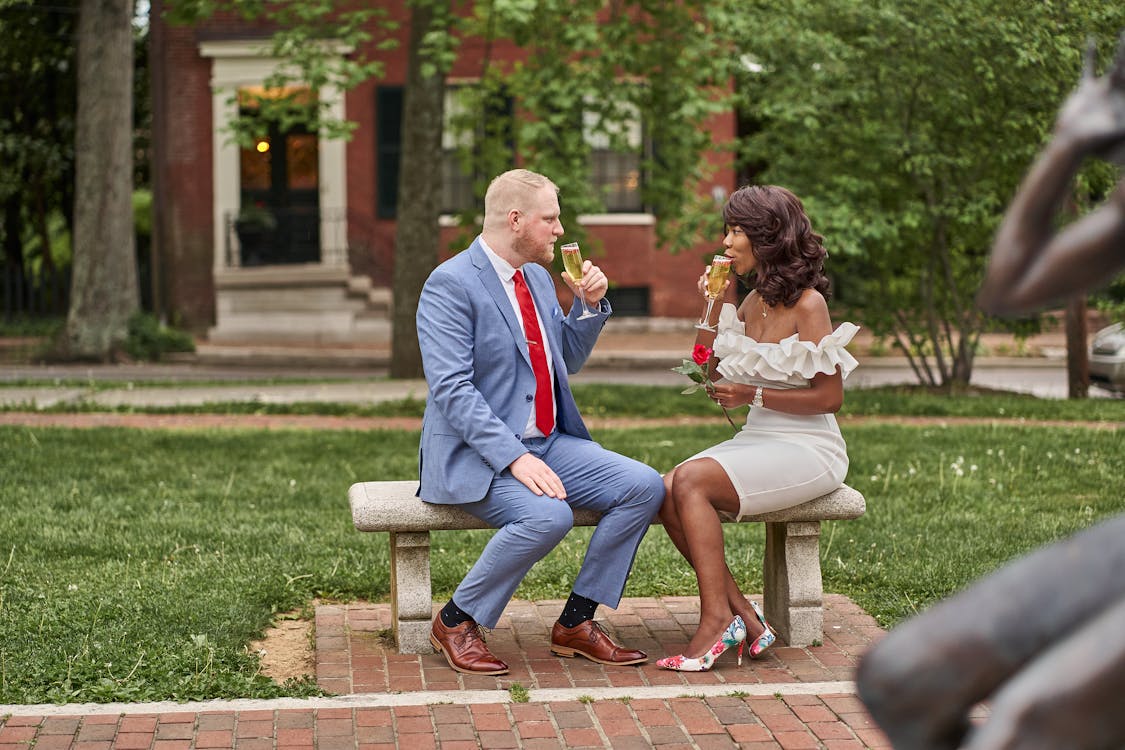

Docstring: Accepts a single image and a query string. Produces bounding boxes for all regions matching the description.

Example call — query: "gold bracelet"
[752,386,764,408]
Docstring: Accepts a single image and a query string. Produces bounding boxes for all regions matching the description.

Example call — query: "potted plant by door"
[234,202,277,266]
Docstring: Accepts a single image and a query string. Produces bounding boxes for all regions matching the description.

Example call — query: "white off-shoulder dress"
[681,303,860,521]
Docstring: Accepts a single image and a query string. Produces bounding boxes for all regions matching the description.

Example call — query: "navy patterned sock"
[439,599,473,628]
[558,592,598,628]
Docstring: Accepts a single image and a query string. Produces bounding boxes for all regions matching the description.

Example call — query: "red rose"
[692,345,713,366]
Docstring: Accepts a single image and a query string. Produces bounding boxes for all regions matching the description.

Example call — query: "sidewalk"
[0,596,901,749]
[0,320,1090,406]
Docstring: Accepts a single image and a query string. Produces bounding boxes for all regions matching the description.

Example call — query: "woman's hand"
[709,381,752,409]
[697,270,710,299]
[698,267,734,300]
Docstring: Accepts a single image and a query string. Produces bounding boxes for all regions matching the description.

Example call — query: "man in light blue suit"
[417,169,665,676]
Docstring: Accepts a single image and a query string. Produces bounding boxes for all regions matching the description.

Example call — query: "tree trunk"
[148,0,167,322]
[1065,295,1089,399]
[65,0,138,359]
[390,0,447,379]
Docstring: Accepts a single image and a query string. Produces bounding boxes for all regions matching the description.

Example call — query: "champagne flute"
[561,242,598,320]
[696,255,732,331]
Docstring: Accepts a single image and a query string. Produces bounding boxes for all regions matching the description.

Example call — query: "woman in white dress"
[657,185,859,672]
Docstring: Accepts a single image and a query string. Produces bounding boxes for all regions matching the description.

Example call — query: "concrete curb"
[0,681,858,718]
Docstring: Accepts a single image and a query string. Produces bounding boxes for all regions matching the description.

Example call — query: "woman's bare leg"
[659,471,693,560]
[661,465,764,642]
[667,458,757,657]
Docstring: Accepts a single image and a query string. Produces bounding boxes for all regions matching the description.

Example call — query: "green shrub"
[124,312,196,361]
[0,316,64,338]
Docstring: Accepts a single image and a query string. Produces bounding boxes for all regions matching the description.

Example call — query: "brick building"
[148,2,739,344]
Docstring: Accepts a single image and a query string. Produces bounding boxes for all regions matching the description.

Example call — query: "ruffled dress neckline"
[712,303,860,386]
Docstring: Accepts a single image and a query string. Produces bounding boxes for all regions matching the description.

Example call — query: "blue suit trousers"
[446,432,664,628]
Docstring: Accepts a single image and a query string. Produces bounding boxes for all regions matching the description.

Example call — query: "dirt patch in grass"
[249,608,315,684]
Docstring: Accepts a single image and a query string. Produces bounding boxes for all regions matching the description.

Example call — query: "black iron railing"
[1,265,70,321]
[224,206,348,268]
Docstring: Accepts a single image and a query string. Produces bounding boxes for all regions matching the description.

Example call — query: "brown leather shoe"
[550,620,647,665]
[430,615,509,675]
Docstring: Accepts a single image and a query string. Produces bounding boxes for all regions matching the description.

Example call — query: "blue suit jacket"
[416,239,610,504]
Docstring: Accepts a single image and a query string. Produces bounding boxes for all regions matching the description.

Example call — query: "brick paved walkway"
[0,595,911,748]
[313,595,880,695]
[0,694,886,749]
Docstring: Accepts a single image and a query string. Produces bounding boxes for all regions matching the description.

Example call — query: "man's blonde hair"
[483,169,558,230]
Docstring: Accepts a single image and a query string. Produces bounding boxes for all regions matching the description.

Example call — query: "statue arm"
[979,36,1125,316]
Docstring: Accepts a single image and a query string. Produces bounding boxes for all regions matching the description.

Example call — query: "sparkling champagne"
[706,257,732,298]
[560,242,597,319]
[561,243,584,281]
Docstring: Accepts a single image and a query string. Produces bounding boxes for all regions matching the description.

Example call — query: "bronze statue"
[857,34,1125,750]
[978,35,1125,314]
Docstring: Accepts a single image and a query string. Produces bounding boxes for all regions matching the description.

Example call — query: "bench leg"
[389,531,435,654]
[763,520,823,647]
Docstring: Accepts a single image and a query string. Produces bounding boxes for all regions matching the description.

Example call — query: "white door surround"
[199,40,389,346]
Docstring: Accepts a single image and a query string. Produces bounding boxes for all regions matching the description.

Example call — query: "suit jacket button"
[525,394,533,401]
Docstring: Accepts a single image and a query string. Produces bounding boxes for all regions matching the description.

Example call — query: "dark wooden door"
[238,122,320,266]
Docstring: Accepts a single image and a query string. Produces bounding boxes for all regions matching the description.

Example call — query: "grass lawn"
[0,389,1122,704]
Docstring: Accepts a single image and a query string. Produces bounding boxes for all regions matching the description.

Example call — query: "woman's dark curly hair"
[722,185,831,308]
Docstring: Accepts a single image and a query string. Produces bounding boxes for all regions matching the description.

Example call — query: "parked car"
[1089,323,1125,394]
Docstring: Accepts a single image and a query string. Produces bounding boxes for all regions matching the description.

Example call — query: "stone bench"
[348,480,866,654]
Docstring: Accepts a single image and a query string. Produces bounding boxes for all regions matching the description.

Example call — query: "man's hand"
[562,260,609,305]
[509,453,567,499]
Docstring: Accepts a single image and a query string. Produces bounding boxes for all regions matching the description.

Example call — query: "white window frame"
[437,81,653,227]
[583,97,647,216]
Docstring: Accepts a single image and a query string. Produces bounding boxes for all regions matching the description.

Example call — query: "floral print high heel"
[746,599,776,659]
[656,615,747,672]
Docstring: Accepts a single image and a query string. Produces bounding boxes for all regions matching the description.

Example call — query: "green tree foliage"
[164,0,393,145]
[739,0,1125,386]
[0,0,79,277]
[450,0,742,253]
[167,0,744,375]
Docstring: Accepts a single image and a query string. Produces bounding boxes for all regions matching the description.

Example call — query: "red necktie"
[513,269,554,435]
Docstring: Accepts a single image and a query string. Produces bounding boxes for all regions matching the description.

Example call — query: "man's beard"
[511,232,553,265]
